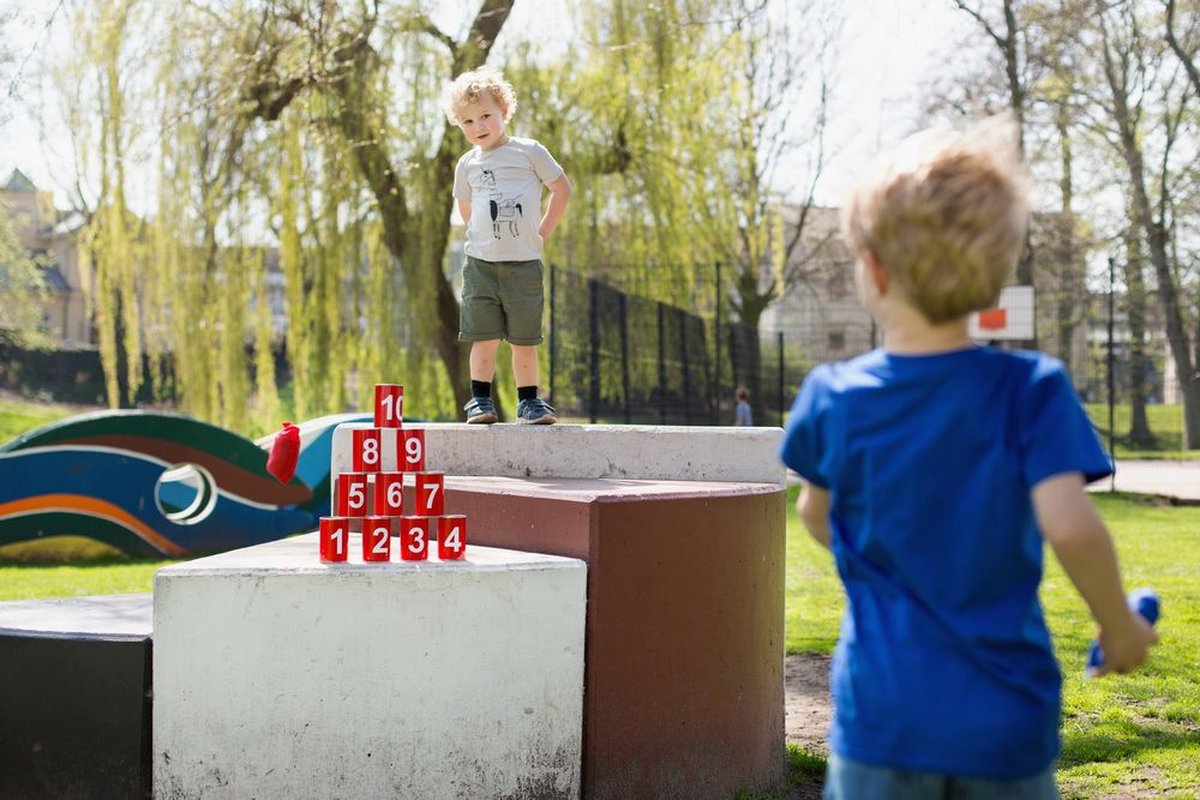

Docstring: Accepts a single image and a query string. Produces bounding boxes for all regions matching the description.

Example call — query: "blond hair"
[841,116,1031,323]
[443,66,518,125]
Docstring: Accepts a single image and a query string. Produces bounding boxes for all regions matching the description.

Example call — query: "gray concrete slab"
[0,593,152,639]
[1094,460,1200,501]
[788,460,1200,502]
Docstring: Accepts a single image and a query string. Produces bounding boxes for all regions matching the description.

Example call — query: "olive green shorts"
[458,255,545,346]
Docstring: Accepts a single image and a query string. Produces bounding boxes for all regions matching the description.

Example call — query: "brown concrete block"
[445,477,786,800]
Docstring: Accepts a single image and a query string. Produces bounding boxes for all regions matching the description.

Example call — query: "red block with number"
[363,516,393,562]
[438,515,468,560]
[353,427,384,472]
[374,384,404,428]
[336,472,370,518]
[319,516,351,562]
[400,516,429,561]
[415,471,444,517]
[398,429,426,472]
[374,472,404,516]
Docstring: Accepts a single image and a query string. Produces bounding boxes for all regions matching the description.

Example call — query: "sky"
[0,0,972,210]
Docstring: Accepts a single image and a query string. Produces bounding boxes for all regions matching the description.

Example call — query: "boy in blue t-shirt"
[779,118,1157,799]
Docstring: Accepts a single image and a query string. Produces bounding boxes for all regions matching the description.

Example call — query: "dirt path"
[783,653,832,799]
[785,653,832,755]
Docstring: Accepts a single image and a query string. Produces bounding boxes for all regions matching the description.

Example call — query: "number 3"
[407,525,426,553]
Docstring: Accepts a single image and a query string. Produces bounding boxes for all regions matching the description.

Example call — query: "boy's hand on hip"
[1090,612,1158,677]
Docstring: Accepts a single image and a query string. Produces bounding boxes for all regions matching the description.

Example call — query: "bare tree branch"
[1165,0,1200,98]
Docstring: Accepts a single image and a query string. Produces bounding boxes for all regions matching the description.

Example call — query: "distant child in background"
[734,386,753,426]
[443,66,571,424]
[779,117,1156,799]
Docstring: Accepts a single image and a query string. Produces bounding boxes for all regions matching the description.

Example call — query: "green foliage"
[0,200,52,349]
[58,1,827,428]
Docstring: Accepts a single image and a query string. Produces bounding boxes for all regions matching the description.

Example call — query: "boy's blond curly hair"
[443,66,518,125]
[841,116,1032,323]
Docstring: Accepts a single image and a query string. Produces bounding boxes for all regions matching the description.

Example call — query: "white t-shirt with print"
[453,137,564,262]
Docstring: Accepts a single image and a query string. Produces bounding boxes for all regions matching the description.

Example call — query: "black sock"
[517,385,538,402]
[471,380,492,399]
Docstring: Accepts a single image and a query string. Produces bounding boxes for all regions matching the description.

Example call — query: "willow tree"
[57,0,515,426]
[220,0,516,415]
[69,0,152,408]
[538,0,732,303]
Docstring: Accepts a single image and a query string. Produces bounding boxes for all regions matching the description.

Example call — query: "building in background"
[759,204,1178,404]
[1,169,91,346]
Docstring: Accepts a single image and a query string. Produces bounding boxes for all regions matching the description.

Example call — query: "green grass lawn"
[0,557,174,601]
[1085,403,1199,460]
[0,393,85,445]
[786,485,1200,798]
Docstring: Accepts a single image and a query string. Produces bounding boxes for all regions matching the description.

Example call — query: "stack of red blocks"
[318,384,467,563]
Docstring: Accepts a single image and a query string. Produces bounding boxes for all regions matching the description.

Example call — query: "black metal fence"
[545,267,801,427]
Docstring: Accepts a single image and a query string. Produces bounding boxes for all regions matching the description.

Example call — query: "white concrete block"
[332,423,786,485]
[153,535,586,799]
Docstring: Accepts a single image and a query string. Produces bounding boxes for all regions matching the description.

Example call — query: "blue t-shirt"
[779,347,1111,780]
[735,400,753,426]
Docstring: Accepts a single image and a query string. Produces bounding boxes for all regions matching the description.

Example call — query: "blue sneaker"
[464,396,497,424]
[517,397,557,425]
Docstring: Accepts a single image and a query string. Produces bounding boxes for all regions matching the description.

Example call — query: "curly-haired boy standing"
[780,118,1156,798]
[444,66,571,424]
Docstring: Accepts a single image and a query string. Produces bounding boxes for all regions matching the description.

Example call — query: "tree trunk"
[1053,98,1084,371]
[239,1,514,417]
[1123,149,1198,448]
[1099,6,1200,448]
[1121,234,1153,447]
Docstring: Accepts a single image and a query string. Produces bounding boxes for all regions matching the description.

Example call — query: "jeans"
[823,753,1058,800]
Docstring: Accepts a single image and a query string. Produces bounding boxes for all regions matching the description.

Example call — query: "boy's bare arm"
[458,198,472,225]
[538,174,571,240]
[1033,472,1157,675]
[797,482,832,550]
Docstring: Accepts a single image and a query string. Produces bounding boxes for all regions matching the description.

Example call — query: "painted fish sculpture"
[0,410,370,558]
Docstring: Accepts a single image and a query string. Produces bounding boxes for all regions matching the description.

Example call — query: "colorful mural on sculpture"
[0,411,370,557]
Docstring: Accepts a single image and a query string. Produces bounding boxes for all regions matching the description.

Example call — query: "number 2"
[371,525,389,555]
